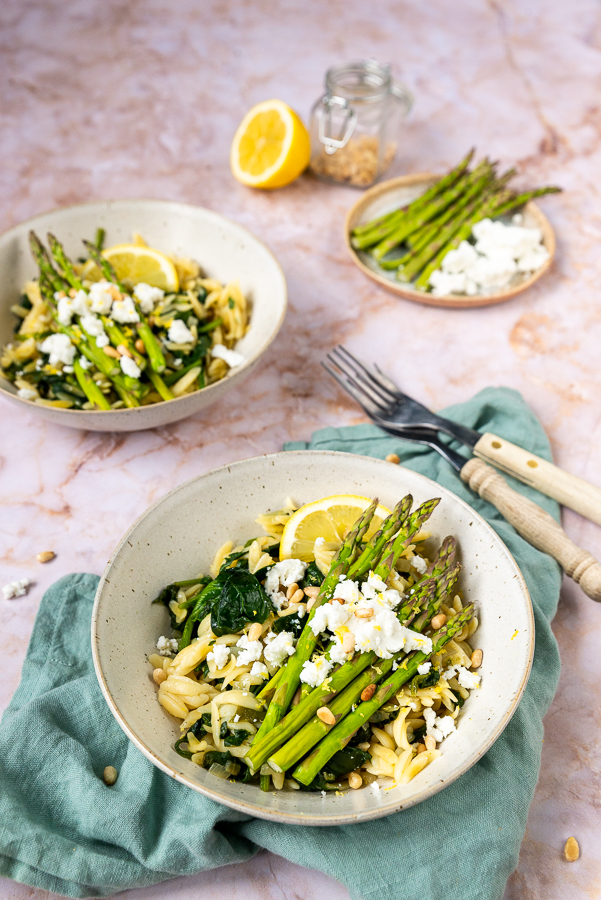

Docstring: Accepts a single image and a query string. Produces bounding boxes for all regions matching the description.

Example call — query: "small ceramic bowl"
[345,173,555,309]
[92,450,534,826]
[0,200,287,431]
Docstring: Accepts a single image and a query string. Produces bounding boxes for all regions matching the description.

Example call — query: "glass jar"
[309,60,413,188]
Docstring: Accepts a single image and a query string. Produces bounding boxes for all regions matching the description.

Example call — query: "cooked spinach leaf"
[224,728,249,747]
[211,568,274,637]
[325,746,371,777]
[302,562,324,587]
[272,611,306,638]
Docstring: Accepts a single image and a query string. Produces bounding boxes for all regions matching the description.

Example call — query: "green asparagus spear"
[29,232,70,294]
[47,234,84,290]
[351,149,475,248]
[346,496,413,580]
[82,240,127,292]
[269,571,460,775]
[251,500,380,746]
[73,358,111,410]
[94,228,105,252]
[292,605,474,785]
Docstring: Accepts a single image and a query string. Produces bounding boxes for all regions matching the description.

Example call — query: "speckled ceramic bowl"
[0,200,287,431]
[92,451,533,825]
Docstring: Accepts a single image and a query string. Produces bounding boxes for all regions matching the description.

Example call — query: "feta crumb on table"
[2,578,32,600]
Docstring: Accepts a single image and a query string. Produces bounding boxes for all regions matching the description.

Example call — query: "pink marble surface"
[1,0,601,897]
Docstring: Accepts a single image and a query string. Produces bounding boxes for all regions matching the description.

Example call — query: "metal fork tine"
[325,353,391,414]
[372,363,405,397]
[328,348,394,412]
[335,345,400,402]
[321,361,382,418]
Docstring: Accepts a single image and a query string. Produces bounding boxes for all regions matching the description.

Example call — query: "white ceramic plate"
[92,451,534,825]
[345,174,555,309]
[0,200,287,431]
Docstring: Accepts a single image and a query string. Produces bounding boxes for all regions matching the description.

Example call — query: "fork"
[324,345,601,528]
[323,350,601,603]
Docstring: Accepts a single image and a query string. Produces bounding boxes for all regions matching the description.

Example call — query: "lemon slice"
[81,244,179,292]
[279,495,392,562]
[230,99,311,189]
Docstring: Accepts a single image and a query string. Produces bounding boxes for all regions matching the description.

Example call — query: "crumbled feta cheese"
[236,634,263,667]
[328,640,350,665]
[88,282,114,314]
[63,365,74,373]
[210,343,246,368]
[410,555,428,575]
[80,314,106,338]
[2,578,32,600]
[168,319,194,344]
[300,655,334,687]
[263,631,296,667]
[250,661,269,679]
[417,661,432,675]
[308,575,429,660]
[207,643,230,669]
[134,282,164,314]
[429,218,549,296]
[111,296,139,324]
[56,290,90,325]
[17,388,37,401]
[120,356,142,379]
[371,781,380,792]
[265,558,307,609]
[79,356,91,370]
[423,707,456,742]
[96,334,110,348]
[40,333,76,366]
[156,635,179,656]
[444,663,480,690]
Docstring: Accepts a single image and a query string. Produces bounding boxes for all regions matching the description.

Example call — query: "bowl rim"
[0,197,288,416]
[344,172,556,309]
[91,449,535,826]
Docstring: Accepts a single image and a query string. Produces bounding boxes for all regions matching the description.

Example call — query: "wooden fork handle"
[461,458,601,602]
[473,432,601,526]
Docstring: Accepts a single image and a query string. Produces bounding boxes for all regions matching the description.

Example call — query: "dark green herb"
[211,568,274,637]
[368,703,401,725]
[348,723,372,746]
[324,746,371,777]
[272,611,306,639]
[302,562,324,588]
[409,724,427,745]
[224,728,249,747]
[411,667,440,693]
[174,736,193,759]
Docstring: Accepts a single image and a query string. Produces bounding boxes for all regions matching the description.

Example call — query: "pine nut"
[36,550,55,563]
[247,622,263,642]
[103,765,118,785]
[431,613,446,630]
[135,339,146,354]
[471,648,483,669]
[424,734,436,751]
[290,588,304,605]
[68,288,77,298]
[361,683,376,702]
[329,597,344,604]
[306,596,318,611]
[385,453,400,464]
[117,344,133,359]
[564,836,579,861]
[348,771,363,789]
[317,706,336,725]
[415,743,426,754]
[356,608,374,618]
[153,668,167,685]
[342,632,355,653]
[304,586,319,598]
[103,346,120,359]
[286,583,299,600]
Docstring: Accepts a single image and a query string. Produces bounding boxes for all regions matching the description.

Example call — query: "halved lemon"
[279,495,392,562]
[81,244,179,292]
[230,99,311,189]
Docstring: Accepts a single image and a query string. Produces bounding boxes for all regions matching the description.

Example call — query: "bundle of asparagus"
[350,149,561,291]
[244,495,476,791]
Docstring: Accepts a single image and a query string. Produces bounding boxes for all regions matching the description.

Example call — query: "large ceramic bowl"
[92,451,533,825]
[0,200,287,431]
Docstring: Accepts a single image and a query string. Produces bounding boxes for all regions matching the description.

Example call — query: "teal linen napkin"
[0,387,562,900]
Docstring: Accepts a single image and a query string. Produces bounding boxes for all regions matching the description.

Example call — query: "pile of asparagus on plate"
[350,149,561,292]
[244,495,474,790]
